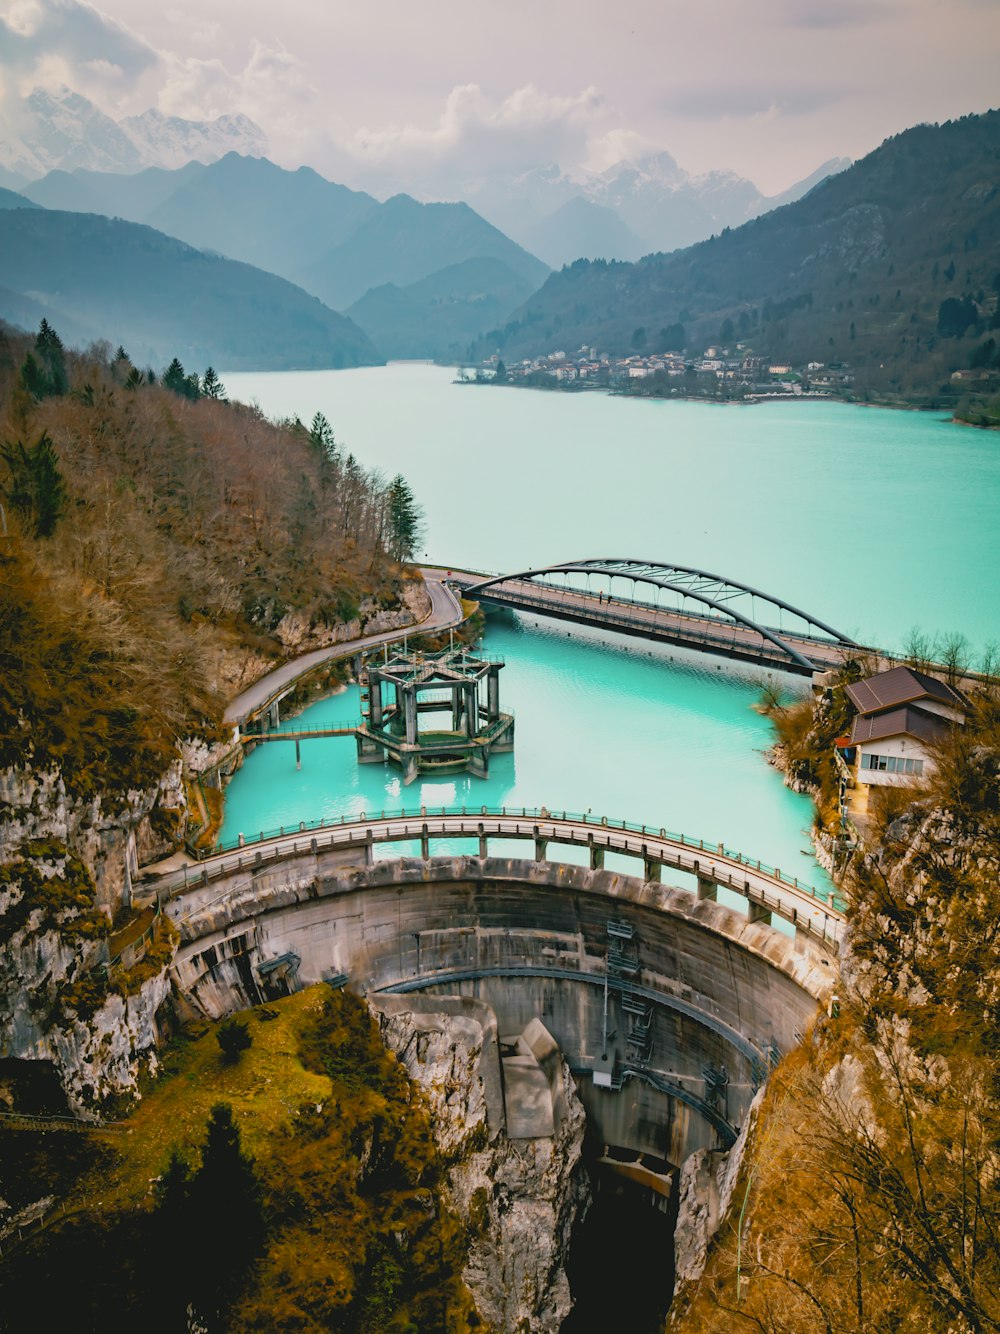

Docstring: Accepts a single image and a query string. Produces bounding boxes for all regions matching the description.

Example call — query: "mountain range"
[19,153,551,352]
[0,86,265,190]
[452,152,851,266]
[0,207,378,371]
[483,110,1000,402]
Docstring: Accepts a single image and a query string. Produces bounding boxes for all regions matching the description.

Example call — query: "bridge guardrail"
[475,587,844,670]
[152,804,844,915]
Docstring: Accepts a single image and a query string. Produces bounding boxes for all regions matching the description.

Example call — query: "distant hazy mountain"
[346,256,537,360]
[521,196,649,267]
[147,156,379,281]
[23,153,549,320]
[0,86,266,180]
[297,192,549,309]
[472,151,851,262]
[0,282,102,349]
[0,187,41,210]
[482,111,1000,401]
[0,209,379,371]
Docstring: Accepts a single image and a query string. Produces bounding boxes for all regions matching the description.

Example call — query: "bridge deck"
[148,808,845,949]
[451,574,848,674]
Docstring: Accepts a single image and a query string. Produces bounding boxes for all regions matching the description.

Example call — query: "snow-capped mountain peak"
[0,87,267,181]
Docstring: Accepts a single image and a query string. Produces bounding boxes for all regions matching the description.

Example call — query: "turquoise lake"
[219,365,1000,892]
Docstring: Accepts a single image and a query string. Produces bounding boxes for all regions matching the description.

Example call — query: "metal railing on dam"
[147,806,846,950]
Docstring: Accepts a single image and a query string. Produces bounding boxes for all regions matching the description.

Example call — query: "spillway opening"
[562,1143,679,1333]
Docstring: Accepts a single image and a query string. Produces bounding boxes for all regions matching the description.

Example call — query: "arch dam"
[150,809,842,1169]
[440,558,861,676]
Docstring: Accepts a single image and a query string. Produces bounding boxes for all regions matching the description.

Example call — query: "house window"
[861,753,924,776]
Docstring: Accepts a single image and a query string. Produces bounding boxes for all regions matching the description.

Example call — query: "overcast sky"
[1,0,998,193]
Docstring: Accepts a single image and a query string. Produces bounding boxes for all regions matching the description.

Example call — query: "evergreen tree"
[162,357,187,394]
[186,1103,265,1317]
[387,474,423,562]
[0,432,68,537]
[201,366,226,400]
[217,1016,252,1063]
[20,320,68,400]
[34,319,67,396]
[309,410,337,461]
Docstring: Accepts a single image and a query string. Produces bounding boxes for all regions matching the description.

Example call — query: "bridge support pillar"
[452,686,462,733]
[421,824,430,859]
[478,823,488,858]
[465,684,479,738]
[404,692,418,745]
[363,833,374,867]
[487,667,500,722]
[369,681,383,729]
[295,738,301,771]
[589,840,605,871]
[534,827,548,863]
[268,700,280,729]
[643,850,662,883]
[748,901,771,926]
[696,875,718,902]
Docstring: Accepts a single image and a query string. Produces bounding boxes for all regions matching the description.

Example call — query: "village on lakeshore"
[460,344,856,401]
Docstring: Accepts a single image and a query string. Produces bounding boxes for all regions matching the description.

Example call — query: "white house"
[841,666,964,789]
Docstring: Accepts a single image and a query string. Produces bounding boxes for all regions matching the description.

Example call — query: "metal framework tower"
[355,645,514,785]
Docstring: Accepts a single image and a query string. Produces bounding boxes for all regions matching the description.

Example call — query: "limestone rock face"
[672,1087,765,1302]
[274,583,430,654]
[0,915,171,1117]
[0,763,184,911]
[374,997,589,1333]
[0,766,180,1115]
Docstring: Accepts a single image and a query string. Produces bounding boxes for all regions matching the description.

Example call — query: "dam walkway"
[147,806,846,950]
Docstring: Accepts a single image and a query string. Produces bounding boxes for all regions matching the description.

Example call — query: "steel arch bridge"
[461,558,858,674]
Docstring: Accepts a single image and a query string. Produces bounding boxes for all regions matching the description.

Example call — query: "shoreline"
[452,375,969,422]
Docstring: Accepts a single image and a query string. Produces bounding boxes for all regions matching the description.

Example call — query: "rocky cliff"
[0,763,184,1116]
[373,996,589,1333]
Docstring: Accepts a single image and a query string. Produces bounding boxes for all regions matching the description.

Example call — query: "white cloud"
[0,0,159,87]
[338,82,610,193]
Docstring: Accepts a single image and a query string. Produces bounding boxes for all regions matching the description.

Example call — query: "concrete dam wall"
[165,853,835,1165]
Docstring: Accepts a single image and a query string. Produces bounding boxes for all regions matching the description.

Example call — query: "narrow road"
[224,572,463,725]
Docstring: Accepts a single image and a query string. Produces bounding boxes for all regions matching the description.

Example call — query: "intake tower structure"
[356,645,514,784]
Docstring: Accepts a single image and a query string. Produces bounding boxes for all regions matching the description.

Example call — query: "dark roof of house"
[845,665,964,717]
[849,704,952,747]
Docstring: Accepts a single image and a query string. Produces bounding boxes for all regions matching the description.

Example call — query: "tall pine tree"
[387,474,424,562]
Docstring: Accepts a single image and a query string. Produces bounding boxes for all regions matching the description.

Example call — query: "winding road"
[224,571,464,725]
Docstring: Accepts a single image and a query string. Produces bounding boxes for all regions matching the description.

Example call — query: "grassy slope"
[0,988,482,1333]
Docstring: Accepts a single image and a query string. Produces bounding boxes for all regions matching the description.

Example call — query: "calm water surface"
[219,366,1000,889]
[225,364,1000,652]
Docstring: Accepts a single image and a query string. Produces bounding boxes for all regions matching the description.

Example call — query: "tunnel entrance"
[562,1144,679,1332]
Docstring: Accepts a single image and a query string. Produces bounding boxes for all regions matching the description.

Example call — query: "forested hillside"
[486,111,1000,406]
[21,153,549,343]
[673,671,1000,1331]
[0,322,420,798]
[0,210,380,371]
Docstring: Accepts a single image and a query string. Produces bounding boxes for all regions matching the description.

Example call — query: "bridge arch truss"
[465,558,858,673]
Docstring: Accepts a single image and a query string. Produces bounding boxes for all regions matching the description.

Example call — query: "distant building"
[839,666,965,791]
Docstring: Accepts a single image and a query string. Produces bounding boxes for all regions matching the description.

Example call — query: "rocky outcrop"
[0,770,181,1117]
[0,891,173,1116]
[671,1087,765,1304]
[274,583,430,655]
[0,762,185,911]
[373,996,589,1333]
